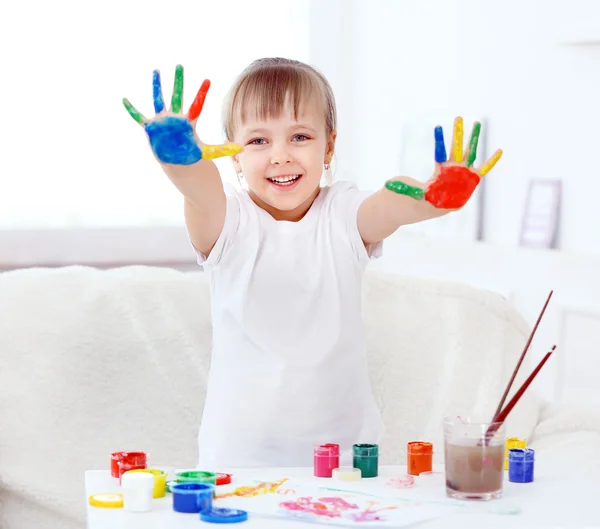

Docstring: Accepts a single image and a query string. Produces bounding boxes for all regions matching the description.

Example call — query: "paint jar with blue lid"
[200,507,248,524]
[353,443,379,478]
[171,482,214,513]
[508,448,535,483]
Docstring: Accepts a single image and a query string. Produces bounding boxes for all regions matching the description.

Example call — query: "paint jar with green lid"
[175,470,217,485]
[352,443,379,478]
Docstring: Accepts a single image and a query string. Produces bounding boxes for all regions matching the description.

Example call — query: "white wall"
[308,0,600,407]
[310,0,600,254]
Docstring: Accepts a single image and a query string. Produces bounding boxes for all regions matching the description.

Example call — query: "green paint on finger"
[171,64,184,113]
[385,180,425,200]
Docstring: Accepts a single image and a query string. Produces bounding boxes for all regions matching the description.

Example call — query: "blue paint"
[508,448,535,483]
[152,70,165,114]
[434,126,447,163]
[171,483,214,513]
[144,116,202,165]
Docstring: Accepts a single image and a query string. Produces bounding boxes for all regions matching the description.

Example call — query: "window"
[0,0,309,267]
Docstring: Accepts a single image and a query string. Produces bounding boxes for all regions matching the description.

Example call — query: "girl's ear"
[325,130,337,165]
[232,154,242,174]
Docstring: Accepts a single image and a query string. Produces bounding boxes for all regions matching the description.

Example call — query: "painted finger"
[171,64,184,114]
[466,122,481,167]
[434,126,447,164]
[202,143,243,160]
[384,180,425,200]
[478,148,503,176]
[450,116,464,162]
[122,98,146,124]
[152,70,165,114]
[188,79,211,121]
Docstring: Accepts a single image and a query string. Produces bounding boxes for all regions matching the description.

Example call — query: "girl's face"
[232,99,336,221]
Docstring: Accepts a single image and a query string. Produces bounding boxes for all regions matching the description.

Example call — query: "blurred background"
[1,0,599,404]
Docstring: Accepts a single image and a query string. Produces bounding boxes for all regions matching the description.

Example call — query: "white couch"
[1,265,599,529]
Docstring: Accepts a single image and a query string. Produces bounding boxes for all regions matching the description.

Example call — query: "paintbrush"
[491,290,553,422]
[484,345,556,442]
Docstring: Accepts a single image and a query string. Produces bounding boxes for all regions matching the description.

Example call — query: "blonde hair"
[223,58,337,182]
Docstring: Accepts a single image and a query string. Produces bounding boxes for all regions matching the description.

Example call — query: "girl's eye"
[248,138,267,145]
[293,134,309,142]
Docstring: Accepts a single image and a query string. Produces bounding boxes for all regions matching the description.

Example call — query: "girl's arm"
[163,159,227,257]
[357,175,449,244]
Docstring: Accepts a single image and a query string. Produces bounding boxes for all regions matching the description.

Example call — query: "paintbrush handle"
[485,350,554,442]
[491,291,553,420]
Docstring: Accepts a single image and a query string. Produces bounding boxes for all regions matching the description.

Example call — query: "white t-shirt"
[192,180,384,470]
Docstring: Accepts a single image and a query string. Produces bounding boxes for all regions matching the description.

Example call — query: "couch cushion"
[0,265,541,528]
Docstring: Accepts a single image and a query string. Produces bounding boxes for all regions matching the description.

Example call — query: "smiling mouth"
[267,174,302,186]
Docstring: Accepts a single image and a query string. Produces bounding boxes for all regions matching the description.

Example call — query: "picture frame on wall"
[519,179,562,249]
[397,115,489,242]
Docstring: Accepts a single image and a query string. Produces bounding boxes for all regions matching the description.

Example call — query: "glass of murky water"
[443,416,505,500]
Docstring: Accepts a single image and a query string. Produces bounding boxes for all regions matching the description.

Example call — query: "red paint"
[110,451,147,479]
[216,473,232,485]
[407,442,433,475]
[425,165,480,209]
[313,443,340,478]
[188,79,211,121]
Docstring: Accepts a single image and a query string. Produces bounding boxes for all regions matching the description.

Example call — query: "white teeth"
[269,175,301,185]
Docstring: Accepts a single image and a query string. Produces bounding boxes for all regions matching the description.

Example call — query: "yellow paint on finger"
[479,149,503,176]
[451,117,464,162]
[202,143,243,160]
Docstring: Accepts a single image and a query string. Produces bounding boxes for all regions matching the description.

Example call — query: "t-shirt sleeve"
[329,181,383,264]
[189,191,242,271]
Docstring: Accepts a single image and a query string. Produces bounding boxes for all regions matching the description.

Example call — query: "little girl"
[123,57,501,470]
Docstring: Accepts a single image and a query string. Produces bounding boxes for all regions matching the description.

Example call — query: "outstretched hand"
[386,117,502,209]
[123,65,242,165]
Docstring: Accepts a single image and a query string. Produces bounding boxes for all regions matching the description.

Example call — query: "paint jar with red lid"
[407,441,433,475]
[313,443,340,477]
[111,451,147,480]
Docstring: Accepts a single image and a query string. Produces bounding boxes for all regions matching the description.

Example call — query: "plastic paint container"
[508,448,535,483]
[88,493,124,508]
[200,508,248,523]
[111,451,147,479]
[121,471,154,512]
[353,443,379,478]
[407,441,433,475]
[505,437,527,470]
[332,467,361,481]
[175,470,217,485]
[126,469,167,498]
[172,482,214,513]
[313,443,340,477]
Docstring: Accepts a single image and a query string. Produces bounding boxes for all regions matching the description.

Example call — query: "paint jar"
[504,438,527,470]
[313,443,340,477]
[111,451,147,479]
[331,467,361,481]
[444,416,505,500]
[175,470,217,486]
[118,460,148,484]
[121,471,154,513]
[508,448,535,483]
[172,483,214,514]
[407,441,433,475]
[353,443,379,478]
[126,469,167,498]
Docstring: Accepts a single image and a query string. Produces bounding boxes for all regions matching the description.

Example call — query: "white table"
[86,465,600,528]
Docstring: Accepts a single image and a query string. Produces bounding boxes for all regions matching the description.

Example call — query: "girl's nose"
[270,144,293,165]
